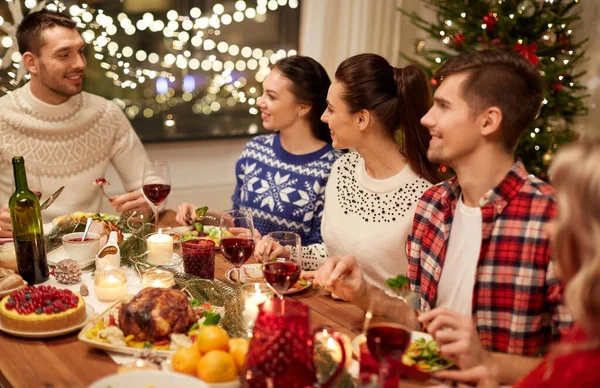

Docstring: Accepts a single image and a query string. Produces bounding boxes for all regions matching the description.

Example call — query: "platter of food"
[78,288,224,357]
[52,212,119,226]
[351,331,453,372]
[0,285,93,338]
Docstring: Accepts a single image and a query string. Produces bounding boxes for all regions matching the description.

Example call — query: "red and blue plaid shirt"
[407,161,573,356]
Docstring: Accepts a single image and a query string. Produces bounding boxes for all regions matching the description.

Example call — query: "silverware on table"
[39,186,64,211]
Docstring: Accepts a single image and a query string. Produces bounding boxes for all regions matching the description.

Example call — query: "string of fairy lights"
[0,0,300,121]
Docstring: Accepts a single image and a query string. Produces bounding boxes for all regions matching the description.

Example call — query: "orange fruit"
[197,350,238,383]
[172,346,202,376]
[229,338,249,369]
[194,325,230,354]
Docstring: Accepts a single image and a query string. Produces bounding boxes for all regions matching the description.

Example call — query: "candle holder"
[141,269,175,289]
[241,283,274,335]
[94,267,128,302]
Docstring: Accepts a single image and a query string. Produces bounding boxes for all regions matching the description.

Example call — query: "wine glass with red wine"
[362,298,414,385]
[262,231,301,299]
[142,161,171,231]
[219,210,256,282]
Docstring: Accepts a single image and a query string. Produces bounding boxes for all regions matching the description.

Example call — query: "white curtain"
[298,0,431,76]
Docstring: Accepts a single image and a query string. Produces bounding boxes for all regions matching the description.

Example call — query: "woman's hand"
[176,202,197,226]
[254,235,289,263]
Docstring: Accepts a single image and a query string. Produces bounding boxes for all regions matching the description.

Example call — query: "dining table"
[0,211,434,388]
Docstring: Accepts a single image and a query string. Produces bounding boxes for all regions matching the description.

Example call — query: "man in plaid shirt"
[313,50,572,384]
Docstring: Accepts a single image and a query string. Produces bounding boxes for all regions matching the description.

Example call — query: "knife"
[40,186,64,211]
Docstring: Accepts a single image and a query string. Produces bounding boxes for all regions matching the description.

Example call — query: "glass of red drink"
[142,161,171,232]
[182,239,215,279]
[219,210,256,282]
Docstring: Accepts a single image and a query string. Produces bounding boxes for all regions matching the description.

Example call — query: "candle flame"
[158,228,163,235]
[326,336,337,351]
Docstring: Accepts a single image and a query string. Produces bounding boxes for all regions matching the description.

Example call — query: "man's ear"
[357,109,371,132]
[22,52,38,75]
[480,106,502,137]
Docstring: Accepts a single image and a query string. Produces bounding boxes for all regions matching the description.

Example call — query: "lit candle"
[141,269,175,288]
[241,283,273,329]
[94,268,128,302]
[146,228,174,265]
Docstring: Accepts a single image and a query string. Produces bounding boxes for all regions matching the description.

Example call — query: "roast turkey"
[118,288,197,341]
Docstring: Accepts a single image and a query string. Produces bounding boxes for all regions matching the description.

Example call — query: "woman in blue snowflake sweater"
[176,56,342,244]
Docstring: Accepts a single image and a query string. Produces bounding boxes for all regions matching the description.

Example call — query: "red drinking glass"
[182,239,215,279]
[245,298,346,388]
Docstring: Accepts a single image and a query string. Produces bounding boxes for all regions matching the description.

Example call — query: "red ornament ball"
[453,33,466,46]
[483,13,498,29]
[552,82,563,92]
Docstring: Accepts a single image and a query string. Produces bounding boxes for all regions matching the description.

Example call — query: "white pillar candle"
[146,229,174,265]
[241,283,273,328]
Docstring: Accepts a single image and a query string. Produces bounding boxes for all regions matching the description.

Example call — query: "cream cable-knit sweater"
[301,152,432,292]
[0,83,150,223]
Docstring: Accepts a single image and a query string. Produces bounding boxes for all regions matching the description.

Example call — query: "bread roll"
[0,244,17,271]
[0,274,25,291]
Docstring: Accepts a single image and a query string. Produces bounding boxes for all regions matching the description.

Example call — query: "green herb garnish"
[386,274,409,290]
[201,310,221,325]
[190,299,202,307]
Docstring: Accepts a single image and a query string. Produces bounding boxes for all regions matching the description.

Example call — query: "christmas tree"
[400,0,588,178]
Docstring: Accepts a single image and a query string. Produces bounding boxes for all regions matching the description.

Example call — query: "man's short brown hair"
[434,50,544,151]
[16,9,77,55]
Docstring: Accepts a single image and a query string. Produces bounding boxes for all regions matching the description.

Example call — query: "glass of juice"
[182,239,215,279]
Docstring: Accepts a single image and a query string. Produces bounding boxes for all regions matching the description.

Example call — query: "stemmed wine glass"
[262,231,301,299]
[362,297,414,386]
[142,161,171,232]
[219,210,256,282]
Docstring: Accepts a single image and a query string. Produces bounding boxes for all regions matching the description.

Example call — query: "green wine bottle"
[9,156,49,285]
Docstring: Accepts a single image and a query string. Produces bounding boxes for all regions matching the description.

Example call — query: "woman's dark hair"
[335,54,442,184]
[272,56,332,143]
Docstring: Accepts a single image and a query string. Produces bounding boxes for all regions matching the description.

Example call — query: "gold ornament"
[414,39,426,53]
[541,29,557,47]
[517,0,536,18]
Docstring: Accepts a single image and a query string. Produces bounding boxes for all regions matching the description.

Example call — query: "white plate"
[89,370,208,388]
[351,331,433,358]
[47,246,95,269]
[225,265,312,295]
[0,304,94,338]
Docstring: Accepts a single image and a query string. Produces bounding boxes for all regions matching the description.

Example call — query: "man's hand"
[176,202,197,226]
[313,255,367,302]
[0,205,12,238]
[109,191,152,217]
[419,307,489,370]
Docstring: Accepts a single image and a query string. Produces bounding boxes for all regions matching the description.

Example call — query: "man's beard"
[39,64,82,98]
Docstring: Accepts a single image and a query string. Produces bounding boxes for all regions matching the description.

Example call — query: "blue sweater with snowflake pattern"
[232,134,342,245]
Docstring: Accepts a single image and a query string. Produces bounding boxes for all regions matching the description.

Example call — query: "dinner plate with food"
[78,288,225,357]
[52,212,119,227]
[225,263,312,295]
[351,331,453,373]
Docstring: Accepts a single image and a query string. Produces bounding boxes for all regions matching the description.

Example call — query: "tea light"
[141,269,175,288]
[241,283,274,329]
[146,229,173,265]
[94,268,128,302]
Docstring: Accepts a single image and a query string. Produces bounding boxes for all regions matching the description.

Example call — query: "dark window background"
[0,0,301,143]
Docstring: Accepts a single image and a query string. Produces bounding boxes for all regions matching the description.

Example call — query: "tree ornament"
[453,33,466,46]
[558,35,570,46]
[514,42,540,66]
[547,116,567,132]
[414,39,426,53]
[541,29,557,47]
[552,82,563,92]
[483,13,498,29]
[517,0,536,18]
[54,259,82,285]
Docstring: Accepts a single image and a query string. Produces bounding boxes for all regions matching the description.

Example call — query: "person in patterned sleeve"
[177,56,342,244]
[313,50,572,384]
[255,54,442,294]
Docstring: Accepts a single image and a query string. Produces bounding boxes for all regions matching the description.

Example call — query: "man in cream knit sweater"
[0,9,151,237]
